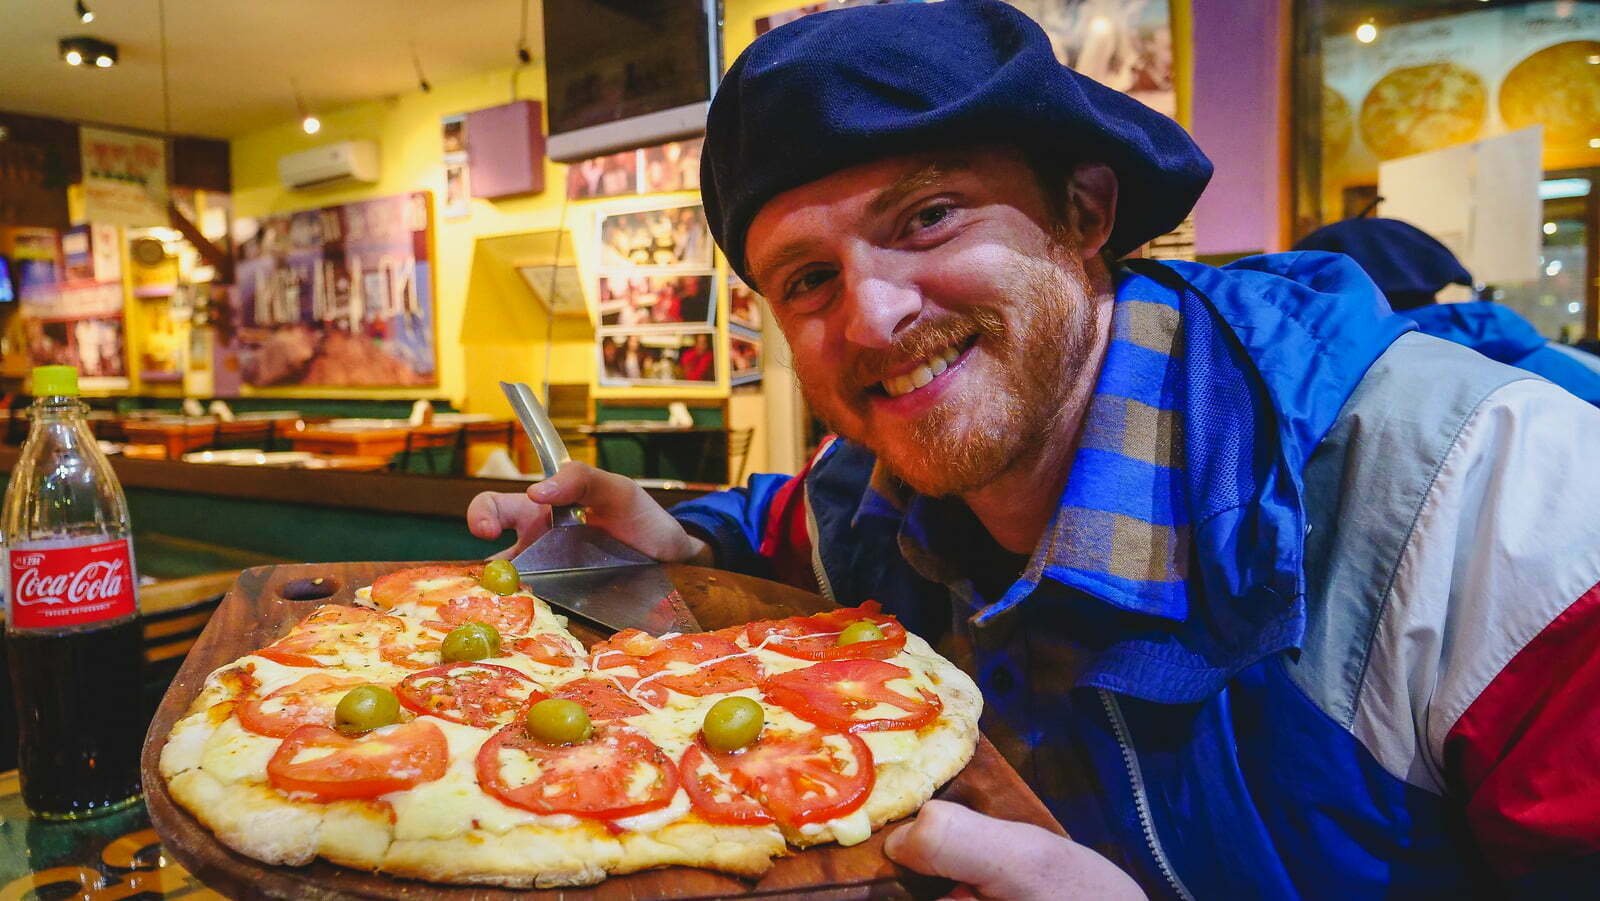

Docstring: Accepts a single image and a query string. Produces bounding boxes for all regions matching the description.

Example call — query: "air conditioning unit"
[278,140,379,190]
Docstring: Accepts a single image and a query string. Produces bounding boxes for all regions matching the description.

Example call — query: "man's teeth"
[881,343,962,398]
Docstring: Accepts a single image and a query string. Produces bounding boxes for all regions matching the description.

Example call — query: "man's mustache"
[843,309,1007,390]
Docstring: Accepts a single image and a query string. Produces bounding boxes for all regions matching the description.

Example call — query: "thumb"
[884,801,1142,900]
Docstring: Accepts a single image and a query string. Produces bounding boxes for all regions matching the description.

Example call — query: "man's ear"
[1066,163,1118,258]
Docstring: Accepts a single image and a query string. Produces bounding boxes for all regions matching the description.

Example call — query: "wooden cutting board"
[142,561,1064,900]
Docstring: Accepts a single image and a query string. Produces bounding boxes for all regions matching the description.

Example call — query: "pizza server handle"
[499,381,580,529]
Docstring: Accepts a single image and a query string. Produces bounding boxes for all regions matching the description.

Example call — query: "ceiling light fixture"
[1356,20,1378,43]
[291,78,320,135]
[59,36,116,67]
[516,0,532,64]
[411,42,431,93]
[75,0,93,23]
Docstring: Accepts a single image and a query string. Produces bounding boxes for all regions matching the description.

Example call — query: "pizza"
[1359,62,1486,160]
[1499,41,1600,153]
[158,564,982,888]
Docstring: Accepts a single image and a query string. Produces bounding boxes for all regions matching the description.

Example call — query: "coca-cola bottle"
[3,366,143,819]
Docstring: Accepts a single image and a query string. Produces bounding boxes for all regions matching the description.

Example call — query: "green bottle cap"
[32,366,79,397]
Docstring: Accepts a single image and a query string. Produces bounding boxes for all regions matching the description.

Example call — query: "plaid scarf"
[967,279,1191,625]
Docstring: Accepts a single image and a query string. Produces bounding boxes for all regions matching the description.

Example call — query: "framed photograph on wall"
[730,328,763,386]
[598,328,718,387]
[728,273,763,331]
[598,274,715,327]
[599,203,713,269]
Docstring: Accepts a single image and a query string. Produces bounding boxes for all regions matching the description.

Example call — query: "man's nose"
[842,268,921,348]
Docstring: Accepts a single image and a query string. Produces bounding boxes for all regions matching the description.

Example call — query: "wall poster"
[755,2,1175,117]
[79,127,169,227]
[220,192,437,388]
[1323,2,1600,201]
[18,281,129,388]
[594,201,719,388]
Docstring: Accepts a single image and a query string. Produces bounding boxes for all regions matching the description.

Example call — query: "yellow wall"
[230,67,738,416]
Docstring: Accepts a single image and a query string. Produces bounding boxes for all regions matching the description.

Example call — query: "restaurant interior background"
[0,0,1594,575]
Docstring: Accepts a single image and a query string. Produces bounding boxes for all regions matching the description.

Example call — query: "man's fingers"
[884,801,1141,900]
[467,491,548,544]
[527,462,641,515]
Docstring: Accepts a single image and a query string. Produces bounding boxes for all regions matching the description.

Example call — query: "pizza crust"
[159,575,984,888]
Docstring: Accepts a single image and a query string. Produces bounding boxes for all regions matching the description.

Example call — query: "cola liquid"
[3,366,143,819]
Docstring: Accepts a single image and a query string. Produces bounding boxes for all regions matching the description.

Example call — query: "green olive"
[480,559,521,596]
[525,698,593,745]
[441,621,501,662]
[334,685,401,734]
[702,696,764,752]
[836,620,886,646]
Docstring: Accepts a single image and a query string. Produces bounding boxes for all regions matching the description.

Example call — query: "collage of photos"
[566,138,703,201]
[596,202,719,388]
[728,274,764,386]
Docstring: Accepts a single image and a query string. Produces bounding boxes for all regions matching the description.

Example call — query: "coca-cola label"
[8,538,136,629]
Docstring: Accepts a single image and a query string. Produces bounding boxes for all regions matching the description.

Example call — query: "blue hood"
[1402,302,1546,362]
[1087,252,1414,702]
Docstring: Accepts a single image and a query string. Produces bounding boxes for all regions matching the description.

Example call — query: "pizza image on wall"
[1499,40,1600,152]
[1359,61,1487,160]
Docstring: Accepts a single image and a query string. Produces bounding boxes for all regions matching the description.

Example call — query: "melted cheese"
[383,719,576,840]
[610,788,691,832]
[799,808,873,846]
[200,718,280,784]
[860,730,917,765]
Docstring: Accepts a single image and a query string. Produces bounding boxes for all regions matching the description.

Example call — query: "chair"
[700,427,754,485]
[395,425,464,474]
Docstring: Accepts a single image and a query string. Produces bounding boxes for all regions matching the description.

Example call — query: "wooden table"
[287,423,460,461]
[122,418,300,460]
[142,562,1062,900]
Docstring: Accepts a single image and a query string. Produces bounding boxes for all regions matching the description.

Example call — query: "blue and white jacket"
[673,254,1600,898]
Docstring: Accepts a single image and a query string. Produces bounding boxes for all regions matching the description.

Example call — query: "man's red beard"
[796,247,1101,498]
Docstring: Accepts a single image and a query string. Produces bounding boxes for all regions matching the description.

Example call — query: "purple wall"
[1191,0,1286,256]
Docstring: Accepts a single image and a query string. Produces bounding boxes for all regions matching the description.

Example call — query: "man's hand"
[466,462,712,563]
[884,800,1145,900]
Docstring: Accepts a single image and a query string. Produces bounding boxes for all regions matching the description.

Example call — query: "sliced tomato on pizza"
[592,630,762,705]
[267,721,448,801]
[397,662,547,728]
[369,564,483,610]
[550,676,648,720]
[256,605,404,668]
[378,629,440,670]
[508,633,579,668]
[681,730,874,828]
[477,724,678,819]
[237,673,366,738]
[764,659,942,732]
[744,601,907,661]
[424,592,536,636]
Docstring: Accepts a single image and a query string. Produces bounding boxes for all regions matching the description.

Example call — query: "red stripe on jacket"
[755,437,835,593]
[1444,580,1600,877]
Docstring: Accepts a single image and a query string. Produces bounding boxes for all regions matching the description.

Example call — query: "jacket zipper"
[803,492,837,602]
[1099,689,1195,901]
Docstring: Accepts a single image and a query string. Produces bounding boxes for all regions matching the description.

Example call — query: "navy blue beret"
[1293,218,1472,302]
[701,0,1214,284]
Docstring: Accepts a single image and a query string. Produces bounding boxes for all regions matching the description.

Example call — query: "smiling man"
[469,2,1600,897]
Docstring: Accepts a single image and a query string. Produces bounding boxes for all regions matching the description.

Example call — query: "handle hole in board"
[279,577,339,601]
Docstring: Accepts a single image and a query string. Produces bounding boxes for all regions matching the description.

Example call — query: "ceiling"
[0,0,545,139]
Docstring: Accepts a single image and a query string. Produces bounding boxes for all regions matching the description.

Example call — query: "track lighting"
[59,36,116,67]
[75,0,93,23]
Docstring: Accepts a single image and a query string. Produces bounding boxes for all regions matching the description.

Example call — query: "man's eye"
[907,203,953,234]
[784,267,835,301]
